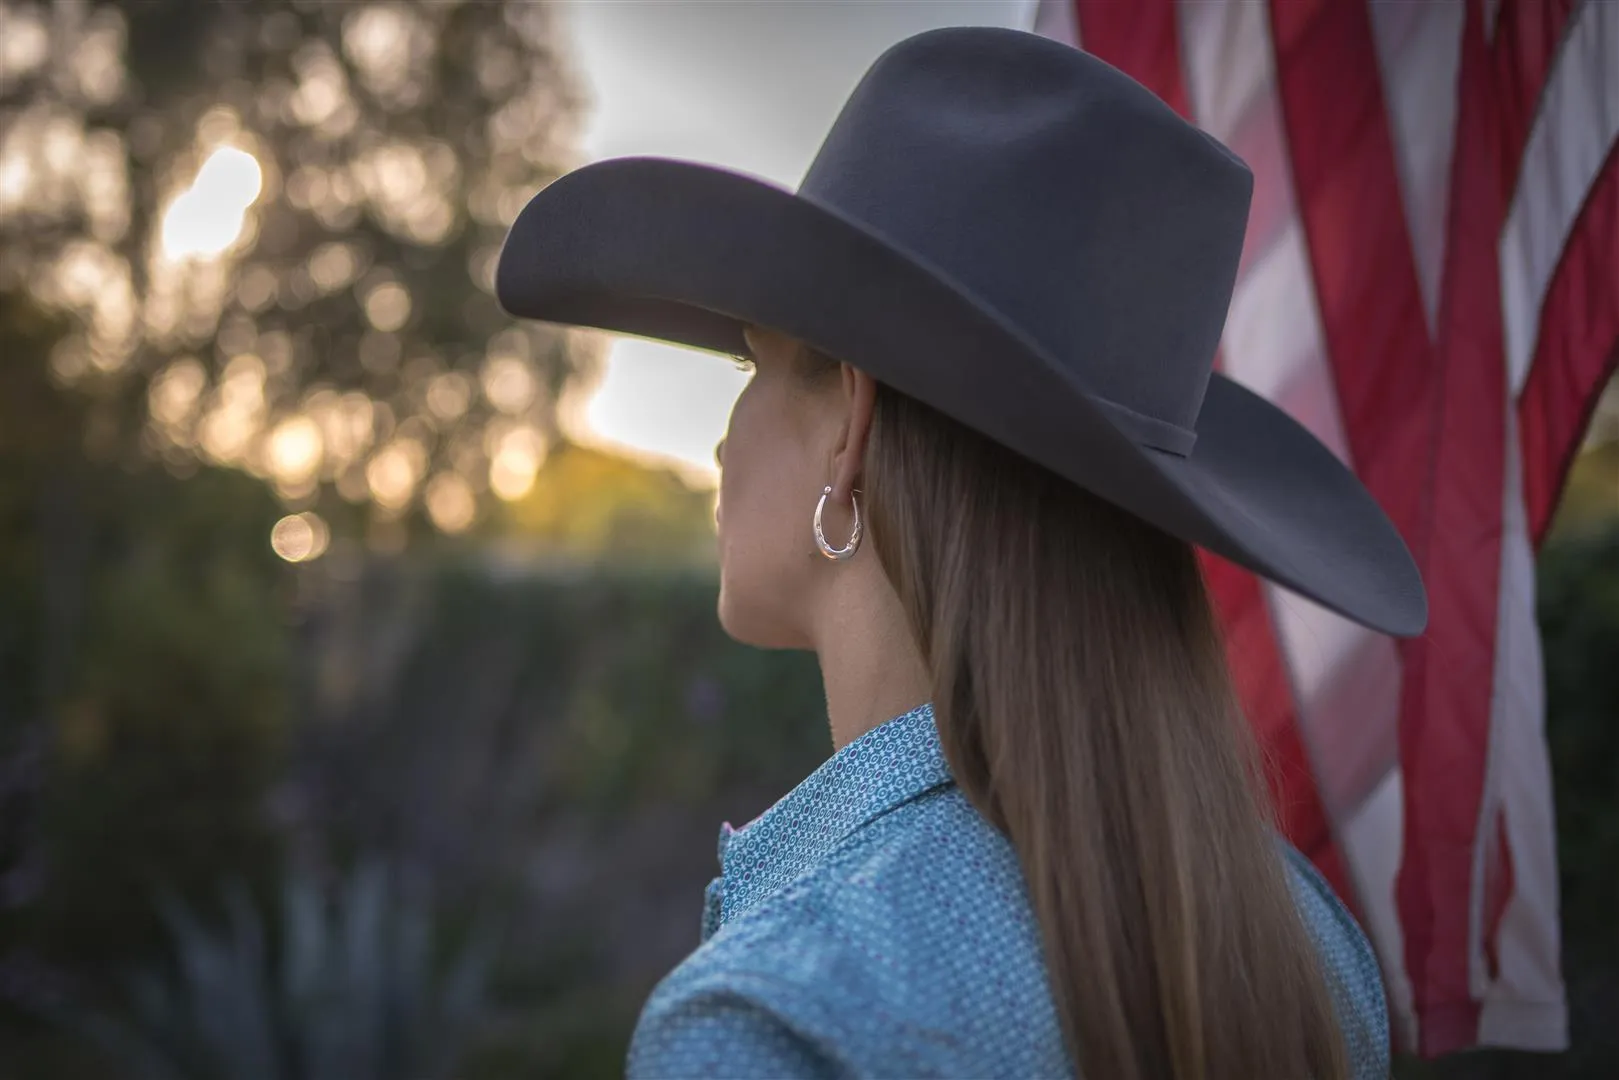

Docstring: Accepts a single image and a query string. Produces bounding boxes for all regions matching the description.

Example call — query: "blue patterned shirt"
[627,704,1390,1078]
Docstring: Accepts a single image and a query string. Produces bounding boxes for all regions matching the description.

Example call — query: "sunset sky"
[559,0,1037,485]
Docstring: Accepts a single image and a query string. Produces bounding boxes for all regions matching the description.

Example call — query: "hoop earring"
[814,485,863,561]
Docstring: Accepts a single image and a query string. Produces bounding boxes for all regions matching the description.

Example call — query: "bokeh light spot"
[271,511,330,563]
[425,472,476,533]
[307,241,359,292]
[482,355,536,414]
[363,280,411,332]
[426,371,471,421]
[149,357,207,425]
[0,8,50,80]
[489,425,544,501]
[365,438,424,510]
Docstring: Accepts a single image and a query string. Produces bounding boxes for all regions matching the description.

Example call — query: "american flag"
[1034,0,1618,1058]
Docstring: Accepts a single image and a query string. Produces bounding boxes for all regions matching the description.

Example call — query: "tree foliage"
[0,0,591,537]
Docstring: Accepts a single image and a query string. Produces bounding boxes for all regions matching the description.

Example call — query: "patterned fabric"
[627,704,1391,1078]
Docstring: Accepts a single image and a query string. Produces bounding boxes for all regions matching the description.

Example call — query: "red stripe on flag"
[1519,140,1619,542]
[1398,2,1512,1054]
[1267,0,1436,541]
[1491,0,1580,198]
[1072,0,1189,116]
[1268,0,1503,1054]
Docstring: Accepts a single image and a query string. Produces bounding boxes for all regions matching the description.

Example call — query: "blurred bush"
[84,858,493,1080]
[0,279,806,1076]
[0,0,826,1073]
[280,558,827,1077]
[1535,522,1619,1077]
[0,291,293,1072]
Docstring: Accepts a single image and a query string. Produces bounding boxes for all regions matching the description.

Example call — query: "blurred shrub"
[88,857,493,1080]
[289,559,827,864]
[0,284,817,1076]
[278,558,828,1077]
[1,291,294,1070]
[1536,522,1619,1077]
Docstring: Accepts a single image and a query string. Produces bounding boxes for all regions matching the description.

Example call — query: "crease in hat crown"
[789,26,1254,455]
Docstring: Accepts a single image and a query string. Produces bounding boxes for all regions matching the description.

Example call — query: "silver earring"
[814,485,863,560]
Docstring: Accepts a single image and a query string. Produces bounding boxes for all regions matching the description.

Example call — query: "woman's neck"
[813,567,932,750]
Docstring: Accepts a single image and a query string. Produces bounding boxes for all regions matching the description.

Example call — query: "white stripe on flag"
[1501,0,1619,396]
[1476,365,1569,1049]
[1176,0,1269,145]
[1220,221,1330,416]
[1030,0,1078,51]
[1337,765,1418,1051]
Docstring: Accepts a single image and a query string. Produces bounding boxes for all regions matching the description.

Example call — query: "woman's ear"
[830,364,877,503]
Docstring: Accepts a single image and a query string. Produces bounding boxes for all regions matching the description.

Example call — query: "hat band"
[1090,395,1198,457]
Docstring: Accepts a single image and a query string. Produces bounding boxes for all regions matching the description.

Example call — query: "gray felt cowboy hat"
[495,26,1428,637]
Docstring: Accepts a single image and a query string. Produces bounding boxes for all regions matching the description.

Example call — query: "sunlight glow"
[159,146,263,260]
[572,337,746,487]
[267,415,324,487]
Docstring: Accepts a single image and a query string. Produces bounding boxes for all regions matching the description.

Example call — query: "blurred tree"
[1547,439,1619,540]
[0,0,590,541]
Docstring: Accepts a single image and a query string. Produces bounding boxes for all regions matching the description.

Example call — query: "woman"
[497,26,1423,1080]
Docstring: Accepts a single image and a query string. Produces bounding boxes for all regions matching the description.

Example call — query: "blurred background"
[0,1,1612,1077]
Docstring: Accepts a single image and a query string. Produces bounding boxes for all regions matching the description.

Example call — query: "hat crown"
[800,27,1251,447]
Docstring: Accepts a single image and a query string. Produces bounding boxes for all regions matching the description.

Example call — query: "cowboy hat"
[495,26,1427,637]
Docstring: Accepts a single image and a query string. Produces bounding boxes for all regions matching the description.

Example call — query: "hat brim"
[497,157,1427,638]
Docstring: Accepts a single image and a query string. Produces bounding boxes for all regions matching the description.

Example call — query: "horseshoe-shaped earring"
[813,485,863,560]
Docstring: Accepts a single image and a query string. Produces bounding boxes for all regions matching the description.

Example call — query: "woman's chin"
[716,585,801,650]
[714,585,757,646]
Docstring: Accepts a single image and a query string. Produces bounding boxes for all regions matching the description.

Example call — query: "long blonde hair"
[830,349,1352,1079]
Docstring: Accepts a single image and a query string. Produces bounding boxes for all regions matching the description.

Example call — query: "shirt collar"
[704,702,953,936]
